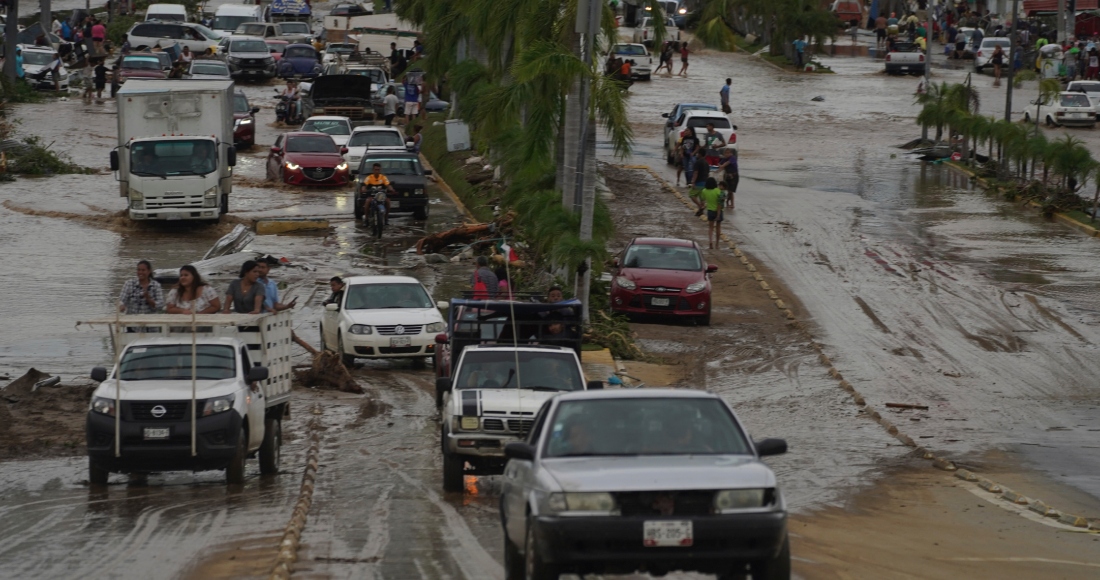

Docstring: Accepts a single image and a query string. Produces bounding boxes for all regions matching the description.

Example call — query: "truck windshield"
[231,39,269,53]
[362,157,421,175]
[130,139,218,177]
[213,16,255,31]
[279,22,311,34]
[348,130,403,148]
[455,351,584,392]
[345,283,434,310]
[119,345,236,381]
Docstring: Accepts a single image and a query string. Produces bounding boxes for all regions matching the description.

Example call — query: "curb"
[622,163,1097,534]
[418,154,478,222]
[270,405,324,580]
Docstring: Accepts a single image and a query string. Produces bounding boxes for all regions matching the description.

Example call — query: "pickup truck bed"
[885,42,926,75]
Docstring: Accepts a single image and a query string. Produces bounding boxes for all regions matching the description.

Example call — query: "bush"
[7,136,93,175]
[107,15,139,46]
[0,76,45,104]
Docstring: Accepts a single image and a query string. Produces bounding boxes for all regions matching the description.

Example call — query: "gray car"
[184,59,231,80]
[218,35,277,79]
[499,389,790,580]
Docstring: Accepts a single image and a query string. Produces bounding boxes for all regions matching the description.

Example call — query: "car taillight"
[885,54,891,62]
[919,54,925,62]
[729,134,736,144]
[977,51,983,57]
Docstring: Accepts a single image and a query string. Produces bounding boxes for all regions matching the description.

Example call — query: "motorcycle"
[274,90,302,125]
[355,186,387,239]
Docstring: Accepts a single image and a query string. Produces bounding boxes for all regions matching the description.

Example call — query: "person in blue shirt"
[256,261,297,313]
[14,46,23,80]
[792,38,807,71]
[719,77,731,113]
[404,77,421,122]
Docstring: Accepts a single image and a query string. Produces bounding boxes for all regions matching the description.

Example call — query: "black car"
[355,152,431,220]
[331,3,371,16]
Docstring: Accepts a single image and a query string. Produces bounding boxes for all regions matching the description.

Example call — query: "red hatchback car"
[267,132,350,186]
[610,237,717,325]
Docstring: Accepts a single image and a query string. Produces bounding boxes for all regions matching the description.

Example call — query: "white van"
[145,3,188,22]
[212,4,266,34]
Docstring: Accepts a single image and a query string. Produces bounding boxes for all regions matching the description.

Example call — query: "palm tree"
[1024,127,1048,181]
[1027,78,1062,126]
[1050,135,1092,190]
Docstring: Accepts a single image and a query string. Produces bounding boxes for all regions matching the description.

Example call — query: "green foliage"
[723,0,838,55]
[419,119,496,223]
[7,137,93,175]
[107,16,139,46]
[0,76,45,103]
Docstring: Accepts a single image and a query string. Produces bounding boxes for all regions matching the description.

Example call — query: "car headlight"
[202,395,235,417]
[335,162,348,171]
[264,57,275,64]
[228,56,242,63]
[425,322,445,333]
[284,162,300,170]
[203,186,218,207]
[679,7,687,14]
[546,492,618,515]
[686,281,706,294]
[714,488,768,513]
[349,324,373,335]
[129,187,144,200]
[413,188,424,196]
[459,416,479,430]
[238,118,252,126]
[615,276,636,290]
[91,396,116,416]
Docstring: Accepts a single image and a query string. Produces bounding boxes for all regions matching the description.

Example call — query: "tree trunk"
[3,1,19,81]
[40,0,52,40]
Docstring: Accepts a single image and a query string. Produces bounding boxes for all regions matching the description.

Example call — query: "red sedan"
[610,237,717,325]
[266,132,350,186]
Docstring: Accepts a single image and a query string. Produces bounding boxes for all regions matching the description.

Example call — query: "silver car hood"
[542,455,776,492]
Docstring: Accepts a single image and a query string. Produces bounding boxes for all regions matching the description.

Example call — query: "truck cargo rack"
[445,297,584,362]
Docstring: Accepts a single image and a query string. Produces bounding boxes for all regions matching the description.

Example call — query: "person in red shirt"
[91,19,106,55]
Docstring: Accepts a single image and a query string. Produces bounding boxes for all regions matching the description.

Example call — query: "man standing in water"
[719,77,731,114]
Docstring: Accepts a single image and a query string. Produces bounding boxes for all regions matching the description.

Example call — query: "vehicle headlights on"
[459,416,479,430]
[129,187,144,210]
[713,488,771,513]
[203,185,218,207]
[202,395,235,417]
[335,162,348,171]
[413,188,424,196]
[615,276,636,290]
[679,7,687,14]
[236,117,253,127]
[349,324,373,335]
[685,281,707,294]
[91,397,116,417]
[546,492,619,516]
[284,161,300,170]
[425,321,445,333]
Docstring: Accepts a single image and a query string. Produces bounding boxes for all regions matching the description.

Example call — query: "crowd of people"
[117,259,298,317]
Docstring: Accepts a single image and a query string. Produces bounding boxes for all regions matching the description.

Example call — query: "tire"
[219,194,228,215]
[700,311,711,326]
[524,520,562,580]
[750,533,791,580]
[226,427,247,485]
[504,530,524,580]
[1046,116,1055,127]
[354,193,364,220]
[441,427,465,492]
[642,74,651,81]
[337,332,356,367]
[259,416,281,475]
[89,460,108,486]
[413,205,428,220]
[372,206,384,238]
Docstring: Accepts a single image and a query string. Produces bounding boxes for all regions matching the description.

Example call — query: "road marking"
[353,484,394,578]
[962,484,1098,534]
[940,557,1100,568]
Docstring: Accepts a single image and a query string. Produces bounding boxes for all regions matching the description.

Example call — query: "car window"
[1061,93,1091,107]
[274,135,283,148]
[455,351,584,392]
[623,243,702,270]
[191,62,229,75]
[686,116,731,129]
[613,44,647,56]
[121,56,162,70]
[1072,83,1100,94]
[285,46,316,59]
[119,344,236,381]
[231,39,269,53]
[349,130,404,148]
[982,39,1010,48]
[544,398,751,457]
[191,23,222,40]
[286,135,338,153]
[527,400,553,444]
[267,42,287,54]
[131,23,155,37]
[233,94,251,113]
[360,157,421,175]
[236,23,266,36]
[344,282,434,310]
[240,346,253,373]
[302,119,351,135]
[21,51,54,65]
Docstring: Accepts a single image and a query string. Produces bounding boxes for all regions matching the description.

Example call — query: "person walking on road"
[383,85,399,126]
[676,126,698,186]
[471,256,498,299]
[792,37,807,71]
[719,77,732,114]
[677,42,690,77]
[691,177,725,249]
[119,260,165,314]
[875,14,888,50]
[991,44,1005,85]
[691,154,710,192]
[717,148,738,209]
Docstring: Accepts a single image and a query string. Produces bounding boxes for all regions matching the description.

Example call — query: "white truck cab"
[84,313,294,485]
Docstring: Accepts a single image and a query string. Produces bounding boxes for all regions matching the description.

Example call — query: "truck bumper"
[444,431,518,474]
[86,410,243,473]
[129,208,221,220]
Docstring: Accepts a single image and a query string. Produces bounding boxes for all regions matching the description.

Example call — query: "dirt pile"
[0,369,95,460]
[293,352,363,394]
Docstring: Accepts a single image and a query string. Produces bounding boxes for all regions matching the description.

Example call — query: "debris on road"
[885,402,930,411]
[294,352,363,394]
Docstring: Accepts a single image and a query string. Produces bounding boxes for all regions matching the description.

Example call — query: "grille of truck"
[128,401,190,421]
[507,419,534,436]
[146,195,203,208]
[319,106,372,121]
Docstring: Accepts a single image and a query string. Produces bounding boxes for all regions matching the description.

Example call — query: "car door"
[502,400,551,544]
[322,289,342,350]
[241,346,265,451]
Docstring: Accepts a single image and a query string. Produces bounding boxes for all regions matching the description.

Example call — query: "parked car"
[217,35,277,79]
[277,43,323,78]
[210,3,264,34]
[632,16,679,47]
[609,43,653,80]
[234,22,311,45]
[610,237,716,325]
[145,3,188,22]
[116,53,168,83]
[233,91,260,148]
[274,20,313,43]
[974,37,1012,73]
[1066,80,1100,112]
[675,110,738,154]
[320,275,446,366]
[300,115,353,147]
[18,45,71,90]
[126,21,223,52]
[1023,91,1098,128]
[831,0,863,28]
[184,59,232,79]
[354,151,431,220]
[345,126,407,171]
[321,42,360,67]
[662,102,718,157]
[330,3,371,16]
[267,132,351,186]
[266,39,289,61]
[499,389,789,579]
[371,82,450,117]
[884,41,925,75]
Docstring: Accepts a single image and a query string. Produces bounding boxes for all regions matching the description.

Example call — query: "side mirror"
[91,367,108,382]
[586,380,604,390]
[247,366,269,382]
[251,107,260,114]
[504,442,535,461]
[109,150,119,171]
[270,146,281,153]
[434,333,448,344]
[436,300,448,309]
[340,146,349,154]
[325,303,339,311]
[754,438,788,457]
[424,169,433,176]
[661,112,669,118]
[706,264,718,273]
[226,145,236,167]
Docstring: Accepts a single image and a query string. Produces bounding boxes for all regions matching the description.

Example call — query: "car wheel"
[503,531,524,580]
[280,167,287,184]
[220,194,228,215]
[441,426,465,492]
[749,533,791,580]
[524,520,562,580]
[413,206,428,220]
[700,311,711,326]
[1046,116,1055,127]
[642,74,651,81]
[89,460,108,486]
[259,416,281,475]
[354,194,364,220]
[337,332,356,367]
[226,427,247,485]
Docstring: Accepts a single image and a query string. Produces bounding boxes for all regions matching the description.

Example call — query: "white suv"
[671,110,738,152]
[345,126,407,171]
[126,21,223,52]
[320,275,448,365]
[974,37,1012,73]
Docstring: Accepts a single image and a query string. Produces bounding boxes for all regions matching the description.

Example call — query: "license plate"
[900,66,909,70]
[144,428,169,440]
[643,520,693,547]
[165,213,182,221]
[390,336,412,347]
[391,200,401,208]
[651,297,670,306]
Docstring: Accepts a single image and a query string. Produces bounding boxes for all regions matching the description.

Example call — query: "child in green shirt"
[691,177,725,249]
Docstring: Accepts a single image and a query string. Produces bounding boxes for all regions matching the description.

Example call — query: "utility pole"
[922,0,934,141]
[1057,0,1066,43]
[2,2,19,81]
[1005,0,1019,123]
[41,0,52,39]
[572,0,601,323]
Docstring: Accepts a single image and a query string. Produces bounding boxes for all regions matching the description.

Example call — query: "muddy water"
[606,40,1100,505]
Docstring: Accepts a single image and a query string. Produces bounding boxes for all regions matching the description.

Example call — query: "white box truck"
[83,312,294,485]
[111,80,237,221]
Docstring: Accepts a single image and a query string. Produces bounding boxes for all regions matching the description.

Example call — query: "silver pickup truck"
[885,41,926,75]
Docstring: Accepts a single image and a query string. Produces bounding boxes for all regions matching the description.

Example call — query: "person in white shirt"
[382,86,399,126]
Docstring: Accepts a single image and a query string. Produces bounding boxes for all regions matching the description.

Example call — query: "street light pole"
[923,0,934,141]
[1005,0,1020,123]
[572,0,601,323]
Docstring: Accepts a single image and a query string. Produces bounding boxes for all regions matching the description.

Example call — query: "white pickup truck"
[884,41,926,75]
[84,312,294,486]
[438,344,602,492]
